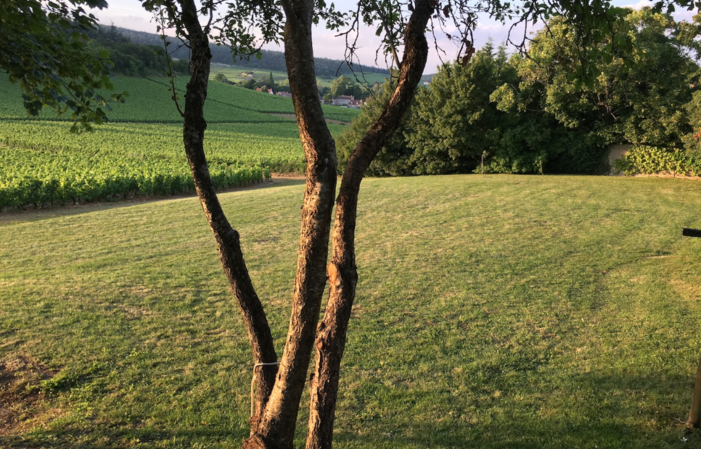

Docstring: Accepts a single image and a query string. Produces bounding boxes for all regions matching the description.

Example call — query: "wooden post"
[688,358,701,430]
[683,228,701,430]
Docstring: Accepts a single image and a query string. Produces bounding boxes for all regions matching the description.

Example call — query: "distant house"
[268,88,275,95]
[276,91,293,98]
[348,99,362,109]
[255,87,263,92]
[332,95,354,106]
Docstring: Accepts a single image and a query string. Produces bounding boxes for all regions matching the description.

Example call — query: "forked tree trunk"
[305,1,434,447]
[176,0,278,433]
[176,0,434,446]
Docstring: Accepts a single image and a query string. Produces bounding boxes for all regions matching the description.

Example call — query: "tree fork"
[244,0,338,446]
[305,0,434,446]
[176,0,278,433]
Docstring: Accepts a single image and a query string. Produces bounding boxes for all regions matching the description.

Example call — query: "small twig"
[156,8,184,118]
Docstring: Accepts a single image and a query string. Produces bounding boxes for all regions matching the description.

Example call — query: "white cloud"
[621,0,652,10]
[619,0,697,21]
[92,0,155,32]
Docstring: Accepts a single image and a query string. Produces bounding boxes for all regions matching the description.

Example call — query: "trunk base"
[243,434,291,449]
[687,357,701,433]
[242,434,267,449]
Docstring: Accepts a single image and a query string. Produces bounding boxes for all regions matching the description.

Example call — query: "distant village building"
[347,99,362,109]
[332,95,354,106]
[276,91,293,98]
[268,88,274,95]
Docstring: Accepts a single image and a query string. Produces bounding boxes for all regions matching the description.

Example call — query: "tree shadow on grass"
[2,371,700,448]
[331,371,701,449]
[0,427,250,449]
[332,420,698,449]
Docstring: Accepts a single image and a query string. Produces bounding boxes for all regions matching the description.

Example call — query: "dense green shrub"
[514,10,698,149]
[683,90,701,158]
[337,9,700,177]
[338,44,608,176]
[614,146,701,176]
[405,45,507,174]
[336,79,415,176]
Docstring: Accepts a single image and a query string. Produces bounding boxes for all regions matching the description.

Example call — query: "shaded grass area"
[1,175,701,448]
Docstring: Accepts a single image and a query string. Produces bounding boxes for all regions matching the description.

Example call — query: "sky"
[92,0,697,74]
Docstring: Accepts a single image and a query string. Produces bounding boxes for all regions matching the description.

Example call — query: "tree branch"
[175,0,278,433]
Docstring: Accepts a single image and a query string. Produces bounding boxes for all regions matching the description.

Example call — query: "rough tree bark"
[176,0,278,433]
[305,0,434,447]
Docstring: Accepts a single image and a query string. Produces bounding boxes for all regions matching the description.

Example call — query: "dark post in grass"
[684,228,701,431]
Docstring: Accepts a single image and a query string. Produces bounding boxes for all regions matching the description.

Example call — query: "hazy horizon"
[92,0,695,75]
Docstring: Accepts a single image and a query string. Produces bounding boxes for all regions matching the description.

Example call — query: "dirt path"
[270,113,349,126]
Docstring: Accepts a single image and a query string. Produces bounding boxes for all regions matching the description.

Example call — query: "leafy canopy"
[1,0,126,131]
[339,8,701,176]
[505,8,701,148]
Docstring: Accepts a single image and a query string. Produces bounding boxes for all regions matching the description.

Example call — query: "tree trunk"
[176,0,278,433]
[305,1,434,447]
[687,357,701,430]
[243,0,338,446]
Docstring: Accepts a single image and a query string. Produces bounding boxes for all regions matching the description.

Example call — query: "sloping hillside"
[0,76,360,123]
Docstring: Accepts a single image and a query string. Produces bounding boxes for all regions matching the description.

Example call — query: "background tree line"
[86,25,189,76]
[339,8,701,176]
[94,24,388,98]
[320,75,382,100]
[115,26,390,79]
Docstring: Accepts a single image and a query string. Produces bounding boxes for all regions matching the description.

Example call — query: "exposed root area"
[0,354,54,436]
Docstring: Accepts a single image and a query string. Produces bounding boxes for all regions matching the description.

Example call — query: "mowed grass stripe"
[1,175,701,448]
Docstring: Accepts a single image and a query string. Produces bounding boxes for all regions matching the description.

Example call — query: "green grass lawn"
[1,175,701,448]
